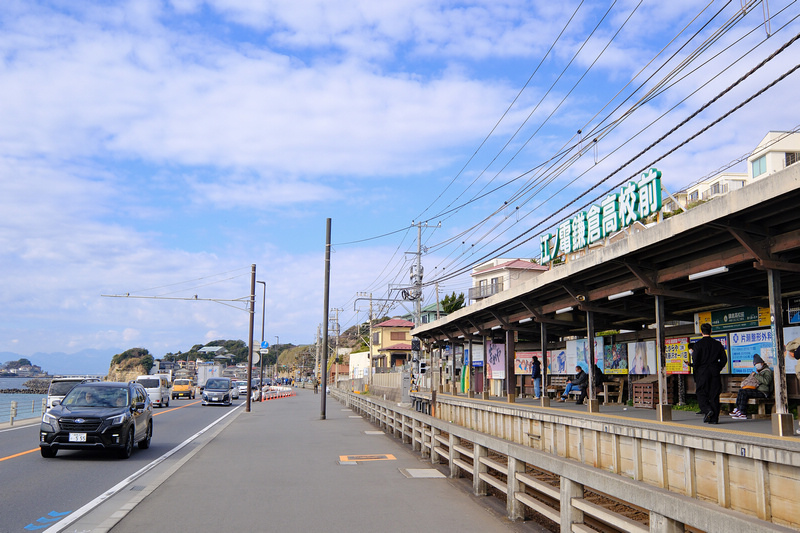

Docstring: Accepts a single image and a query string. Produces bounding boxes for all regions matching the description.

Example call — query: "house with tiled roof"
[469,258,548,302]
[371,318,414,370]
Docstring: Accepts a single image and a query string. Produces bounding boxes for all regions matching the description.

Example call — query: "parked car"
[202,378,234,406]
[136,375,170,408]
[39,381,153,459]
[172,378,195,399]
[46,376,101,409]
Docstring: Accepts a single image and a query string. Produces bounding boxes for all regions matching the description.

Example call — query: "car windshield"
[137,379,160,388]
[49,381,83,396]
[206,379,228,389]
[175,380,190,386]
[63,386,129,408]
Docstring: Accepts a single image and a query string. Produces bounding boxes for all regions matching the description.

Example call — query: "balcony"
[469,280,504,301]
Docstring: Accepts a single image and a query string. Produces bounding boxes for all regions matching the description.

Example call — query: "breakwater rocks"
[0,378,51,394]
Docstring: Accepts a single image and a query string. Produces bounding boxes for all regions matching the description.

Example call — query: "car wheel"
[118,427,134,459]
[40,447,57,458]
[138,421,152,449]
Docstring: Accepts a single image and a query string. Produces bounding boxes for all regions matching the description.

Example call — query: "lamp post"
[275,336,279,382]
[257,281,266,400]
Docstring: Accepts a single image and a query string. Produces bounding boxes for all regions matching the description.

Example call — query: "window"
[372,331,380,345]
[752,155,767,177]
[689,191,699,202]
[390,331,406,341]
[786,152,800,167]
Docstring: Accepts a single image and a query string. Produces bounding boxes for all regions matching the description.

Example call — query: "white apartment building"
[469,258,548,302]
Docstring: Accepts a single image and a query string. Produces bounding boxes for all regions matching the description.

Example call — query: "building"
[401,302,449,325]
[685,171,748,205]
[469,258,548,302]
[748,130,800,181]
[371,318,414,370]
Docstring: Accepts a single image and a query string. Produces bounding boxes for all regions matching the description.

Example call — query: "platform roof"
[413,166,800,344]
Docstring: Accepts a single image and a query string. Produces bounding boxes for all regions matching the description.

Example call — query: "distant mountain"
[0,349,119,376]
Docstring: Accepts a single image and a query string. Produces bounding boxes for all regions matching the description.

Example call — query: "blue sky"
[2,0,799,373]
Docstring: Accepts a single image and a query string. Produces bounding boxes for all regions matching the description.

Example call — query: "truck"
[196,363,222,389]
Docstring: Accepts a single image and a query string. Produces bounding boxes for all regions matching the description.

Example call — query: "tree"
[441,292,465,314]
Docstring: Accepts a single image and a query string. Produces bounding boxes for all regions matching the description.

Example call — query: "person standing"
[785,339,800,433]
[531,356,542,399]
[693,323,727,424]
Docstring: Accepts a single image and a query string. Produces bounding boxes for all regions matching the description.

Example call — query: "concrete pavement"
[76,388,540,533]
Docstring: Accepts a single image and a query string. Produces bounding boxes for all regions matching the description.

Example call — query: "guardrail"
[333,389,795,533]
[1,398,46,425]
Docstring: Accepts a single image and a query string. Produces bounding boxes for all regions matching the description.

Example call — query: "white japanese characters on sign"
[540,168,662,264]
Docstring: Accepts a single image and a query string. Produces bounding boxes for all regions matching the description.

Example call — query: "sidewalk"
[97,389,535,533]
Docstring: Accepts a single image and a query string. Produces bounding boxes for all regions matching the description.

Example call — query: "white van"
[47,376,101,409]
[136,375,171,408]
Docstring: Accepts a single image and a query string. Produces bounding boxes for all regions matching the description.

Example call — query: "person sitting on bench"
[731,354,773,420]
[558,365,587,403]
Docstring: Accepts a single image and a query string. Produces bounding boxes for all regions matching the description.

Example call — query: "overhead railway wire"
[419,0,748,257]
[425,39,800,286]
[425,6,798,279]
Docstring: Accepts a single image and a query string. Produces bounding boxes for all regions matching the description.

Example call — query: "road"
[0,397,244,533]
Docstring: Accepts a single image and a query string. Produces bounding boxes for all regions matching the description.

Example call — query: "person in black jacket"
[693,323,727,424]
[558,366,587,402]
[531,356,542,398]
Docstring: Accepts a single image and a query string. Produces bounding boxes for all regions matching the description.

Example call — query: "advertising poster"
[549,348,568,374]
[689,333,730,374]
[604,343,628,374]
[665,337,690,374]
[628,341,656,375]
[471,343,484,367]
[515,351,541,374]
[785,326,800,374]
[568,339,588,370]
[594,337,605,372]
[486,340,505,379]
[729,329,774,374]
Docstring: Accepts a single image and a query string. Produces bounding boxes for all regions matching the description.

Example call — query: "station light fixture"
[518,317,533,323]
[688,266,729,280]
[555,306,574,315]
[608,290,634,301]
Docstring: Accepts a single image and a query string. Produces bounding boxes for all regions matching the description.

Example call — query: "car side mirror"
[134,402,145,410]
[51,400,60,407]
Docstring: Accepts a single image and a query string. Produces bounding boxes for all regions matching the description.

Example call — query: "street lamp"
[257,281,266,398]
[275,336,279,382]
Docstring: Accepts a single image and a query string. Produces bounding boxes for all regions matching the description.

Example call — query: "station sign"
[540,168,662,264]
[695,306,769,333]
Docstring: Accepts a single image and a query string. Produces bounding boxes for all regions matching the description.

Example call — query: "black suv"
[39,381,153,459]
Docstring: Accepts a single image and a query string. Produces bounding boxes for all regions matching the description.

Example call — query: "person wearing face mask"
[730,354,773,420]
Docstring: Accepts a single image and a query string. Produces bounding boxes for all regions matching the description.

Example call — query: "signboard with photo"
[627,341,656,375]
[729,329,775,374]
[514,351,540,374]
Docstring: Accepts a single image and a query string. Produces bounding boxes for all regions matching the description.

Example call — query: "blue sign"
[260,341,270,349]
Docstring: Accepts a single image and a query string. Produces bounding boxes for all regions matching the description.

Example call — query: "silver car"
[202,378,234,406]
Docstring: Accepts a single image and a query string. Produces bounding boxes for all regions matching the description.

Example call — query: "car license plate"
[212,396,220,401]
[69,433,87,442]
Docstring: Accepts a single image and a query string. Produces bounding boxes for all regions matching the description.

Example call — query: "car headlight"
[42,412,58,427]
[108,412,130,425]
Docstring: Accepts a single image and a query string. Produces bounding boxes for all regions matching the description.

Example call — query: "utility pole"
[314,324,320,380]
[321,218,331,420]
[330,308,342,387]
[246,264,256,413]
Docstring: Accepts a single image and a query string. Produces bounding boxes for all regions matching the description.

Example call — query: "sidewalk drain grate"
[399,469,446,479]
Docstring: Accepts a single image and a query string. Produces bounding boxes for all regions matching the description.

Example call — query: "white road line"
[43,404,243,533]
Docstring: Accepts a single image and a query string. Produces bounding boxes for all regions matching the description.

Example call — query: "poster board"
[486,340,505,379]
[628,340,656,375]
[603,343,628,374]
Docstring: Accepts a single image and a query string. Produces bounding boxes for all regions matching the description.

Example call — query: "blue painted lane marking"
[24,511,71,530]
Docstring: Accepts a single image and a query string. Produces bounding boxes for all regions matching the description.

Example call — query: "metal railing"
[1,398,46,425]
[468,280,504,301]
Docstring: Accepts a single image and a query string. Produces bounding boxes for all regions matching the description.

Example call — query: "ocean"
[0,377,47,423]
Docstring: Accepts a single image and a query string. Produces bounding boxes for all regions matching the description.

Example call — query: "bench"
[719,375,774,419]
[597,377,624,404]
[546,375,583,400]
